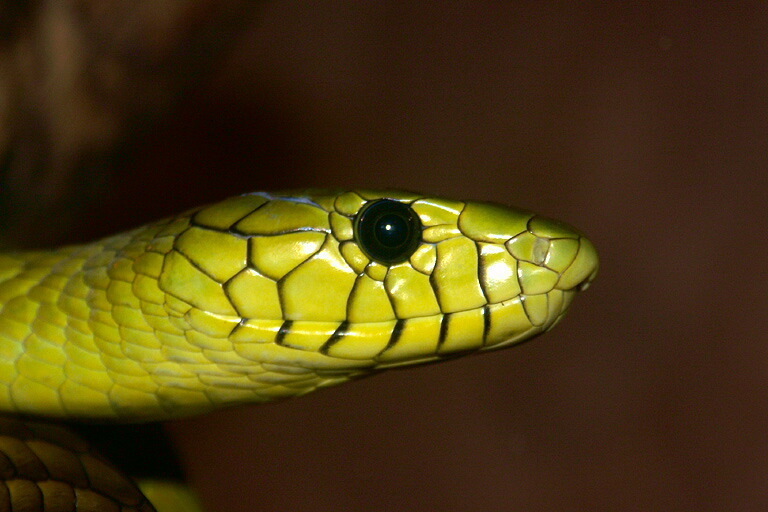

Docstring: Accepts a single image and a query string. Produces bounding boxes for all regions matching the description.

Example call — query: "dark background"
[2,3,766,511]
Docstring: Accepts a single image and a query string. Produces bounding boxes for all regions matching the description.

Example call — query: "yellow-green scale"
[0,220,363,419]
[0,190,599,512]
[0,190,598,423]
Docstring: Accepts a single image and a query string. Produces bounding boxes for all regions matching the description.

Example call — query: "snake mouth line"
[246,289,577,373]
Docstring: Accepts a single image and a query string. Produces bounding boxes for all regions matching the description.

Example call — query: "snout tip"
[559,236,599,292]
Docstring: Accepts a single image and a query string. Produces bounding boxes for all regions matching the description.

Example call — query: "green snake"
[0,189,598,511]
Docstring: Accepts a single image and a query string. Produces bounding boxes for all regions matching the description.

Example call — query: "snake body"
[0,190,598,511]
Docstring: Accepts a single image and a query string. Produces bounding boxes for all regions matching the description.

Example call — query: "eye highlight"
[353,199,422,265]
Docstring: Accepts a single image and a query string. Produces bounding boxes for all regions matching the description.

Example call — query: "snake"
[0,189,598,511]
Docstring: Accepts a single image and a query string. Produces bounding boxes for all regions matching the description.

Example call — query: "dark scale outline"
[376,264,400,316]
[241,232,323,293]
[482,305,491,347]
[260,192,328,211]
[319,321,350,355]
[219,237,260,321]
[171,229,235,284]
[452,201,472,239]
[233,226,332,238]
[327,209,357,243]
[436,313,451,352]
[274,320,293,346]
[190,194,558,359]
[406,241,438,277]
[518,292,550,327]
[156,247,233,312]
[542,292,552,327]
[518,294,533,326]
[189,200,268,235]
[219,279,248,322]
[474,241,492,305]
[427,238,481,316]
[425,267,445,316]
[332,191,365,217]
[190,197,333,238]
[232,196,333,238]
[364,198,443,319]
[273,233,332,323]
[344,273,365,322]
[224,201,333,324]
[541,236,581,275]
[228,317,249,340]
[510,215,553,267]
[377,319,405,358]
[167,235,257,332]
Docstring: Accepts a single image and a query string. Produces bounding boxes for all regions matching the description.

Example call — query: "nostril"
[576,268,599,291]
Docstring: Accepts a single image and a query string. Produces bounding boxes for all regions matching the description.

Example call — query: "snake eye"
[354,199,422,265]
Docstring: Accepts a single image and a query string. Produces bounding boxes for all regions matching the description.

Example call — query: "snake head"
[155,190,598,400]
[141,191,598,403]
[0,189,596,419]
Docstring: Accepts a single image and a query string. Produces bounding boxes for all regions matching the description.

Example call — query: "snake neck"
[0,219,351,421]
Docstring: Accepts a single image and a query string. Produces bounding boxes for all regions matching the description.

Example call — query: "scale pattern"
[0,190,598,421]
[0,416,155,511]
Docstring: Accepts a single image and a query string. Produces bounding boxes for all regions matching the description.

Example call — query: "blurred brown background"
[2,2,767,511]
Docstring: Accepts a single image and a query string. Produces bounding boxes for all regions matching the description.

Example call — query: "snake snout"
[576,260,599,292]
[520,216,596,289]
[559,236,599,292]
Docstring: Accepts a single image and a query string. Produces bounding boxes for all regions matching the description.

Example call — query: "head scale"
[157,190,598,403]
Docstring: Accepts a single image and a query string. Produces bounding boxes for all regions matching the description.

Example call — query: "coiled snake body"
[0,190,598,511]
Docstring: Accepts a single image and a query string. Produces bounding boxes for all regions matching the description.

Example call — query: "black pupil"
[354,199,422,264]
[374,213,408,248]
